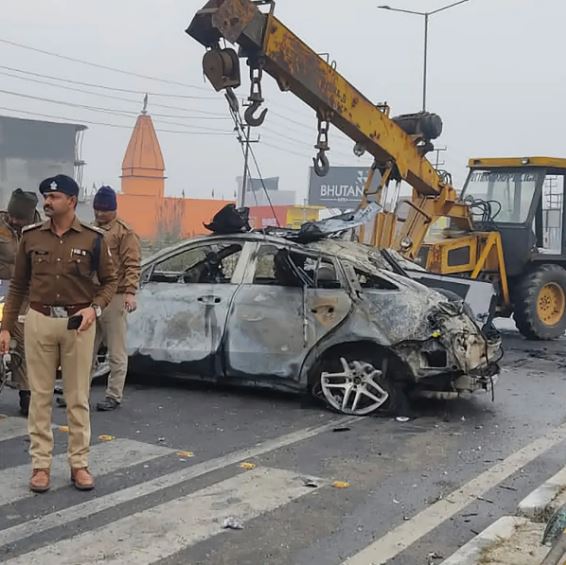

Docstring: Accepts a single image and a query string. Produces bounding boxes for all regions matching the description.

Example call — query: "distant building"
[0,115,86,208]
[236,176,296,207]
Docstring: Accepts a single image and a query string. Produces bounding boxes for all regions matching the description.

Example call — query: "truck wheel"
[513,265,566,340]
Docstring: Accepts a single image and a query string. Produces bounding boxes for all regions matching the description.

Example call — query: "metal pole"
[423,13,429,112]
[241,125,251,207]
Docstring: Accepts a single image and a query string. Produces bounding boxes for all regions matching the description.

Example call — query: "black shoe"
[56,397,67,408]
[96,397,120,411]
[19,390,30,417]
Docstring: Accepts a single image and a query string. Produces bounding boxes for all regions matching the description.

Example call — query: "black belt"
[30,303,90,318]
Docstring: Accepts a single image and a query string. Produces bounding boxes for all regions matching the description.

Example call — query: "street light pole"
[423,12,428,112]
[378,1,470,112]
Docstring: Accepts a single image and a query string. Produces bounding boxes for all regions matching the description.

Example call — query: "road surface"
[0,326,564,564]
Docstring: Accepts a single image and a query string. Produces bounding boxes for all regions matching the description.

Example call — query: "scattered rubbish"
[542,503,566,546]
[333,426,351,432]
[498,484,517,492]
[476,495,494,504]
[302,478,319,488]
[462,512,479,518]
[393,498,400,504]
[332,481,351,489]
[461,416,466,422]
[98,434,115,442]
[427,551,444,561]
[223,517,244,530]
[396,416,410,423]
[239,462,256,471]
[158,437,166,443]
[176,451,194,459]
[58,425,69,433]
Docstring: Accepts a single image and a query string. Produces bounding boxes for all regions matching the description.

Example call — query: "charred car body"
[114,227,501,416]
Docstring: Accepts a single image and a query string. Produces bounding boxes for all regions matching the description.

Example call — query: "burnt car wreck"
[109,210,501,416]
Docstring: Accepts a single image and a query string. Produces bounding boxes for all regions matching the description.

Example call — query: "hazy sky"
[1,0,564,201]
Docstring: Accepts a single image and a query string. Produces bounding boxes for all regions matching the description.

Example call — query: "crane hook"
[313,150,330,177]
[244,101,268,127]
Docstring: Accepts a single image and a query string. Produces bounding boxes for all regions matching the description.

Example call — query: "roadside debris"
[58,425,69,433]
[332,426,351,432]
[223,516,244,530]
[239,462,256,471]
[176,450,194,459]
[395,416,410,423]
[332,481,351,489]
[302,478,320,488]
[98,434,115,442]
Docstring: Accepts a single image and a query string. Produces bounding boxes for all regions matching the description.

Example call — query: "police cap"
[39,174,79,198]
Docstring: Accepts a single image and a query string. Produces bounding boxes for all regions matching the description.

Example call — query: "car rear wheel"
[314,355,398,416]
[513,264,566,340]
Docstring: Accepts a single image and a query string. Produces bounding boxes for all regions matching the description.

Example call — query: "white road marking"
[440,516,534,565]
[0,416,29,442]
[0,415,357,547]
[518,464,566,519]
[4,466,322,565]
[0,438,173,507]
[343,421,566,565]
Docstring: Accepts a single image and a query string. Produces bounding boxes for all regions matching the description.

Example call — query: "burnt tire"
[311,354,402,416]
[512,264,566,340]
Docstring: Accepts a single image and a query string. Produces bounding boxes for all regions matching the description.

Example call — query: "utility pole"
[432,146,447,169]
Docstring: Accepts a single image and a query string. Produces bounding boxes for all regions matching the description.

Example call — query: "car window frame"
[143,239,253,285]
[243,242,346,289]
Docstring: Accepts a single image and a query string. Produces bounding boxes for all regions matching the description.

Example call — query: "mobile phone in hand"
[67,315,83,330]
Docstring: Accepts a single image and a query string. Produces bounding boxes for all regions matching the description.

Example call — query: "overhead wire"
[0,105,234,136]
[0,37,211,91]
[0,69,227,115]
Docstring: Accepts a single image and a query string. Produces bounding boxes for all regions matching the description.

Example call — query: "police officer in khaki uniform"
[0,189,41,416]
[0,174,117,493]
[91,186,140,411]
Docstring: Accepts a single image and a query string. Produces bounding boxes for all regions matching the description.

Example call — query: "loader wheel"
[513,265,566,340]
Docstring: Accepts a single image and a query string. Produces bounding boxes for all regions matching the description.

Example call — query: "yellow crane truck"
[187,0,566,340]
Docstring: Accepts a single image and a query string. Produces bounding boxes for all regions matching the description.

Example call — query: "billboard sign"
[308,166,380,209]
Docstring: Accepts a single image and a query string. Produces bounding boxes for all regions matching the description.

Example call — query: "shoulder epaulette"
[22,222,43,233]
[80,221,104,235]
[116,218,133,231]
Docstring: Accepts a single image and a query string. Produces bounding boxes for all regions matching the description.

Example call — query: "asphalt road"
[0,325,565,565]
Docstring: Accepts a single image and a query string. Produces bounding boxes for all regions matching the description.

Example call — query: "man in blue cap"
[90,185,140,411]
[0,174,117,492]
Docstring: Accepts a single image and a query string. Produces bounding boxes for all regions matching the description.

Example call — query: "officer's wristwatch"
[91,304,102,318]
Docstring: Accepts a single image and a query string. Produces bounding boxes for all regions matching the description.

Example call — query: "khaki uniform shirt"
[1,216,118,333]
[97,218,141,295]
[0,212,19,281]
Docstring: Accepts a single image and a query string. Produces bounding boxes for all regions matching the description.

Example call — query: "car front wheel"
[314,355,398,416]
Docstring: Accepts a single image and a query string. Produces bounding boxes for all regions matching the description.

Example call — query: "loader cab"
[461,158,566,278]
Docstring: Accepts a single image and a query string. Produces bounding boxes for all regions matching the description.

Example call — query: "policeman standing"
[0,189,40,416]
[91,186,141,411]
[0,174,117,493]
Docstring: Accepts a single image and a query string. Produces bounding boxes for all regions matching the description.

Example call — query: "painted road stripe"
[0,438,173,507]
[0,416,30,442]
[439,516,536,565]
[518,464,566,520]
[4,466,322,565]
[343,421,566,565]
[0,415,357,547]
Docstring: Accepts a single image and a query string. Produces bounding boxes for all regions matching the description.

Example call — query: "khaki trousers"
[24,308,95,469]
[93,293,128,403]
[12,320,29,391]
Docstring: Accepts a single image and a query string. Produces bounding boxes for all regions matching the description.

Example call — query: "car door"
[127,239,249,377]
[224,243,352,382]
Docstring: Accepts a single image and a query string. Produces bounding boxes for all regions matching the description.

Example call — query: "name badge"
[71,249,88,257]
